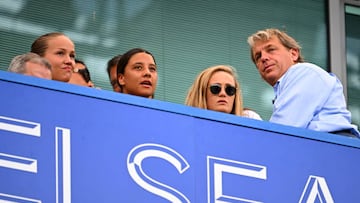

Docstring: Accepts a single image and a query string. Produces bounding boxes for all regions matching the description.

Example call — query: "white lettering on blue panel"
[127,143,190,203]
[299,175,334,203]
[207,156,267,203]
[55,127,72,203]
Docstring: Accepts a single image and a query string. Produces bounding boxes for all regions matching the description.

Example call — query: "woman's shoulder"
[243,109,262,120]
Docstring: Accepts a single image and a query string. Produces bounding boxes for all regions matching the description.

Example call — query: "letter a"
[299,175,334,203]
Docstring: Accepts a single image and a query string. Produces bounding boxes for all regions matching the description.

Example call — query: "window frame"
[328,0,360,99]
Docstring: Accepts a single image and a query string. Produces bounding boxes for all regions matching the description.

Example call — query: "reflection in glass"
[345,5,360,128]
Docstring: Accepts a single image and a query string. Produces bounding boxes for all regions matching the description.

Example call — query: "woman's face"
[43,35,75,82]
[206,71,236,114]
[118,52,158,98]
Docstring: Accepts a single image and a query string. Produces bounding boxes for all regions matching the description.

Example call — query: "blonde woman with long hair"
[185,65,261,119]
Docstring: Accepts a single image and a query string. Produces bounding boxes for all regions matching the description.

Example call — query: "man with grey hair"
[8,52,52,79]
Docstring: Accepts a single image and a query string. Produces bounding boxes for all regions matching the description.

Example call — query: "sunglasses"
[209,84,236,96]
[73,68,91,82]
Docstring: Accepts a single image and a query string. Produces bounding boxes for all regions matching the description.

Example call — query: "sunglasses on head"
[209,84,236,96]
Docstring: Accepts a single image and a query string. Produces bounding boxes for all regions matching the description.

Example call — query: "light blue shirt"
[270,62,360,137]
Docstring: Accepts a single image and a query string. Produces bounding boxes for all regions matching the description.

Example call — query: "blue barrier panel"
[1,70,360,202]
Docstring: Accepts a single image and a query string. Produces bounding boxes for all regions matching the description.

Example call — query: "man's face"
[110,65,121,92]
[252,37,299,86]
[68,62,92,87]
[24,61,52,79]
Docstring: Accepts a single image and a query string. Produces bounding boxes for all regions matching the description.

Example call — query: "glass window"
[0,0,327,120]
[345,4,360,128]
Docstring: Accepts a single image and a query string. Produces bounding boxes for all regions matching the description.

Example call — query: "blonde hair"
[247,28,304,63]
[185,65,244,116]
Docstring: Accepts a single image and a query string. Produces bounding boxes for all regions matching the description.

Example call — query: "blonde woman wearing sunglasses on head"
[185,65,262,120]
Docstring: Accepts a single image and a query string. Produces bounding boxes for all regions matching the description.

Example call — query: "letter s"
[127,143,190,203]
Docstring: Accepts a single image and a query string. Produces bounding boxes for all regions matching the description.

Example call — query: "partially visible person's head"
[247,28,303,86]
[8,52,52,79]
[107,54,122,92]
[31,32,75,82]
[117,48,157,98]
[68,59,94,87]
[185,65,243,115]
